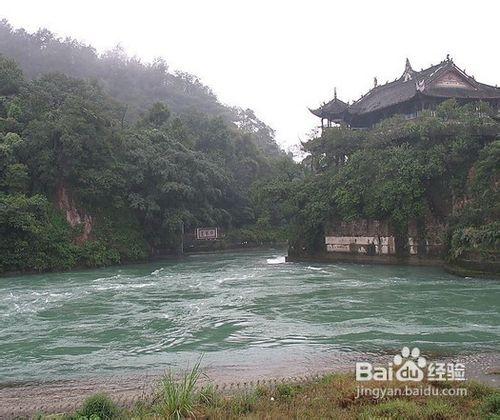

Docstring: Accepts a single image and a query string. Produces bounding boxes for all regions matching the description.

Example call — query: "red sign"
[196,227,219,240]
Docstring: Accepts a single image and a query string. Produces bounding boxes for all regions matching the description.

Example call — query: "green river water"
[1,249,499,382]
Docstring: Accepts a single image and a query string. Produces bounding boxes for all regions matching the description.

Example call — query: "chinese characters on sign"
[196,227,219,240]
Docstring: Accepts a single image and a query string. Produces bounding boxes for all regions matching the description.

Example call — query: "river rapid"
[1,249,499,383]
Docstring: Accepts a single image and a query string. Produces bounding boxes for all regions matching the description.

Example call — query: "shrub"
[275,383,301,400]
[482,394,500,416]
[450,222,500,260]
[78,393,119,419]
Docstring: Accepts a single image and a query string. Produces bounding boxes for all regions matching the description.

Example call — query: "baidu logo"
[356,346,465,382]
[393,346,426,381]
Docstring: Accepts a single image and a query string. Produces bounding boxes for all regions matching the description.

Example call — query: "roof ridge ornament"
[334,87,337,99]
[405,57,413,72]
[403,58,413,82]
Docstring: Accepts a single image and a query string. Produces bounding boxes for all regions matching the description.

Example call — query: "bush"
[0,193,78,273]
[450,222,500,260]
[482,394,500,416]
[78,393,119,419]
[275,383,301,400]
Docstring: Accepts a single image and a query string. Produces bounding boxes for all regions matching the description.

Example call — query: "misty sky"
[3,0,499,149]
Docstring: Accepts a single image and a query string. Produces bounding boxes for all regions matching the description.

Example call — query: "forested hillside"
[2,20,497,276]
[0,23,301,274]
[0,19,281,156]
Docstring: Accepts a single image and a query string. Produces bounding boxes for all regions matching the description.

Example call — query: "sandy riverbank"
[1,352,498,418]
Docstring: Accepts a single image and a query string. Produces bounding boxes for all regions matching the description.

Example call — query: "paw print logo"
[394,346,426,382]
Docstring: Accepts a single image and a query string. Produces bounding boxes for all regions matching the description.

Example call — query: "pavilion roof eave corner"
[308,107,324,118]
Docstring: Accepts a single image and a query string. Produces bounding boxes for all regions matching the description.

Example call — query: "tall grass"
[197,383,221,408]
[156,358,202,419]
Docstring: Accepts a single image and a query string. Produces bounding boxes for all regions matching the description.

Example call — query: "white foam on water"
[94,282,155,291]
[266,256,286,264]
[306,266,323,271]
[216,276,239,284]
[92,274,122,283]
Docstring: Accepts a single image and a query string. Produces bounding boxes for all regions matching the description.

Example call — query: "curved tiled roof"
[311,58,500,119]
[348,77,417,114]
[309,97,348,118]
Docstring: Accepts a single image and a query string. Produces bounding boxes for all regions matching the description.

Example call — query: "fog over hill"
[0,19,282,156]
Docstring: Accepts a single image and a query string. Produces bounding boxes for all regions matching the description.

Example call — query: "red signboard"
[196,227,219,240]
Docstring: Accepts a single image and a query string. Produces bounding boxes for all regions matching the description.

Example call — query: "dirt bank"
[1,352,498,418]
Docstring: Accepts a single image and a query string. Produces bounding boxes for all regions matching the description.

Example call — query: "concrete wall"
[324,218,446,258]
[325,235,395,255]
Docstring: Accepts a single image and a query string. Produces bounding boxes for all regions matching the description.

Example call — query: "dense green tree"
[0,193,76,272]
[292,100,500,260]
[0,54,23,95]
[0,53,297,274]
[0,19,282,157]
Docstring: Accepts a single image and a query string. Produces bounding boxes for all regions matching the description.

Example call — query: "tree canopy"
[292,101,499,260]
[0,50,297,273]
[0,19,282,157]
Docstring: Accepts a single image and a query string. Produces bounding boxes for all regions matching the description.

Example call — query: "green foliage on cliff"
[448,139,500,261]
[294,101,499,258]
[0,193,77,272]
[0,48,293,274]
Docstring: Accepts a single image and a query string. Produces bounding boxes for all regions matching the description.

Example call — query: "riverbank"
[183,242,287,255]
[444,260,500,279]
[0,242,287,278]
[286,252,444,267]
[287,253,500,279]
[2,352,499,418]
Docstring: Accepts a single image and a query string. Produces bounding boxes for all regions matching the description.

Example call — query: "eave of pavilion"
[310,57,500,125]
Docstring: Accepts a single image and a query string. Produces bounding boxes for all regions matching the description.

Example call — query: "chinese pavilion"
[310,57,500,129]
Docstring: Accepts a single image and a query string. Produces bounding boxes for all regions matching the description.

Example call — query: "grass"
[78,393,120,419]
[361,399,421,419]
[482,393,500,417]
[197,383,221,408]
[39,371,500,419]
[153,358,202,419]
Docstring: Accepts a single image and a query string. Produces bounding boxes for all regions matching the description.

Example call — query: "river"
[1,249,499,383]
